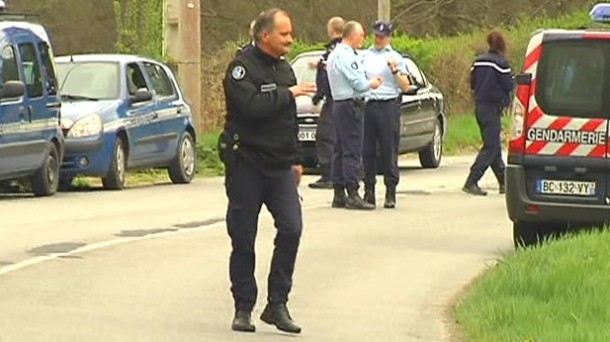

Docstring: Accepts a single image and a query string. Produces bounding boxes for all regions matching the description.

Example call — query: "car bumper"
[506,164,610,224]
[61,135,114,177]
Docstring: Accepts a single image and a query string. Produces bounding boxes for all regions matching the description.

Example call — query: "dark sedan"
[290,50,447,169]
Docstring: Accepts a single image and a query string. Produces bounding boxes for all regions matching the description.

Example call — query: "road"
[0,155,511,342]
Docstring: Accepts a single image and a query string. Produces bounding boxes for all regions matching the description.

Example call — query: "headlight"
[67,114,103,138]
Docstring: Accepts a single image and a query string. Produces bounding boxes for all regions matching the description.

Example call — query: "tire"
[418,118,443,168]
[513,221,566,249]
[58,176,74,191]
[168,132,196,184]
[31,144,60,197]
[102,138,127,190]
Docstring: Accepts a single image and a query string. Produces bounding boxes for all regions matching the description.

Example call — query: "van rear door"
[523,35,610,207]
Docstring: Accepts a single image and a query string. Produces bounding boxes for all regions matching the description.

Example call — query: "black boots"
[462,183,488,196]
[232,310,255,332]
[345,184,375,210]
[384,187,396,208]
[332,185,347,208]
[364,185,376,207]
[308,176,333,189]
[260,303,302,334]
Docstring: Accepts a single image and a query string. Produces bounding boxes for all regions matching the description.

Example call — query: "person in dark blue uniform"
[362,21,413,208]
[327,21,383,210]
[308,16,344,189]
[463,31,514,196]
[220,8,316,334]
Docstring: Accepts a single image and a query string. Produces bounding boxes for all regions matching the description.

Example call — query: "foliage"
[113,0,164,60]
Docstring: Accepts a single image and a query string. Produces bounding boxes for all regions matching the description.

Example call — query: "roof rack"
[0,12,40,21]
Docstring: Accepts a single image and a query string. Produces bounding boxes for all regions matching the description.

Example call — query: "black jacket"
[470,50,514,107]
[223,45,299,170]
[313,37,342,105]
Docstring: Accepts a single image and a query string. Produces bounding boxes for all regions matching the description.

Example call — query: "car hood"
[295,95,321,116]
[60,100,120,128]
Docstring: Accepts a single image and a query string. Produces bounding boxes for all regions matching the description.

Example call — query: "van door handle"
[544,165,557,173]
[574,167,587,174]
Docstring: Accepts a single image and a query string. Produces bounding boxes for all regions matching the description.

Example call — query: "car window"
[143,62,175,97]
[536,40,609,118]
[18,43,43,98]
[56,62,120,100]
[38,42,58,95]
[403,58,426,86]
[290,54,320,84]
[0,45,21,101]
[126,63,149,96]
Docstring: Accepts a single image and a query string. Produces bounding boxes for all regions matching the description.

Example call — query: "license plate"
[298,128,316,141]
[536,179,596,196]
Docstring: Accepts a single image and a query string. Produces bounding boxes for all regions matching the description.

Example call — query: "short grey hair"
[252,8,290,43]
[342,21,362,39]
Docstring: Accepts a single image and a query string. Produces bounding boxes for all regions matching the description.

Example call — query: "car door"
[401,57,437,150]
[124,62,159,164]
[0,43,29,175]
[141,61,183,162]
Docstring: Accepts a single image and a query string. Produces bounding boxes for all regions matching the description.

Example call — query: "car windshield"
[56,61,120,100]
[290,54,321,84]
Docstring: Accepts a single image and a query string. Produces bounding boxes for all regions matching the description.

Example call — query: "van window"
[38,42,57,95]
[536,40,610,118]
[1,45,20,83]
[18,43,43,98]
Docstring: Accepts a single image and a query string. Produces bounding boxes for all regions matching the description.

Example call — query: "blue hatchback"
[54,54,197,190]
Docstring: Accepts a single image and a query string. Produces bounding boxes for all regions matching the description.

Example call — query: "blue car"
[54,54,197,190]
[0,19,64,196]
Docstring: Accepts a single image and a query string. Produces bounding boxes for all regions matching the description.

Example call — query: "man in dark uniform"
[327,21,383,210]
[220,8,316,334]
[463,31,514,196]
[308,16,344,189]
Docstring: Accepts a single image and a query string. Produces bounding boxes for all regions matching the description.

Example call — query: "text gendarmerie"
[527,128,606,145]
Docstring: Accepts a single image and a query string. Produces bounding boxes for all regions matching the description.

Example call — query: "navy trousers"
[331,100,364,188]
[362,98,401,188]
[224,156,303,311]
[315,99,335,178]
[467,102,505,185]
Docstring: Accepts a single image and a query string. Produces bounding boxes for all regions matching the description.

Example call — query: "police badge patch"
[231,65,246,80]
[351,61,358,70]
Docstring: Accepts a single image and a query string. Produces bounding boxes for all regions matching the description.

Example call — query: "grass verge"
[443,113,512,156]
[454,228,610,342]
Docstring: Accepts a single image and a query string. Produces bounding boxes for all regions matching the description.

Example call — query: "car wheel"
[513,221,567,249]
[58,176,74,191]
[102,138,127,190]
[31,144,60,197]
[168,132,196,184]
[418,118,442,168]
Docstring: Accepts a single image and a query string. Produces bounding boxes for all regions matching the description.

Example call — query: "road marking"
[0,203,330,278]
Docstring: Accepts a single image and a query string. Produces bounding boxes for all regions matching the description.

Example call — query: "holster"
[353,98,366,120]
[217,130,240,166]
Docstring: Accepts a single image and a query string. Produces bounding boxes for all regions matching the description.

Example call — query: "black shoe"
[308,177,333,189]
[260,303,301,334]
[332,186,347,208]
[499,183,505,194]
[232,310,255,332]
[364,186,376,207]
[384,187,396,208]
[346,189,375,210]
[462,184,488,196]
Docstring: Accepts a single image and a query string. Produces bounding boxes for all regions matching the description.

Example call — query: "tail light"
[508,77,531,155]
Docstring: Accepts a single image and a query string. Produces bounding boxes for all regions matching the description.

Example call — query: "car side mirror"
[515,73,532,85]
[131,88,152,103]
[0,80,25,99]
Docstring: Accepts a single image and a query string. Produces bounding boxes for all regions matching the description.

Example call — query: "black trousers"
[331,99,365,188]
[467,102,505,185]
[315,99,335,178]
[224,156,303,312]
[362,98,401,188]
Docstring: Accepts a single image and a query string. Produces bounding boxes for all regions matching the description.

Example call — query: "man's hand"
[292,164,303,186]
[289,83,317,97]
[387,58,398,72]
[370,77,383,90]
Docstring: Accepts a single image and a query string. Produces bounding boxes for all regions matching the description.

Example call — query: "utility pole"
[163,0,202,132]
[378,0,391,21]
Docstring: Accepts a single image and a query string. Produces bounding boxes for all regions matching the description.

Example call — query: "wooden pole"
[378,0,390,21]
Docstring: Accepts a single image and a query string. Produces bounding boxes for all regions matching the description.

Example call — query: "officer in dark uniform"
[463,31,514,196]
[327,21,383,210]
[220,8,316,334]
[308,16,344,189]
[362,21,413,209]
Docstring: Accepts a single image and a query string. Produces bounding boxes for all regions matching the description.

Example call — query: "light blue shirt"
[327,42,371,100]
[363,45,407,100]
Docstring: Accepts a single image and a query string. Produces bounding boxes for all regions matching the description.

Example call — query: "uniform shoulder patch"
[231,64,246,80]
[351,61,358,70]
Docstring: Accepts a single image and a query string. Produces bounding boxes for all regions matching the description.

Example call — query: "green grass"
[454,228,610,342]
[444,113,512,156]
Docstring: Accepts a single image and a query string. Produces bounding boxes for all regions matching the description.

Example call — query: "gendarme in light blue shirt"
[327,42,371,101]
[363,45,407,100]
